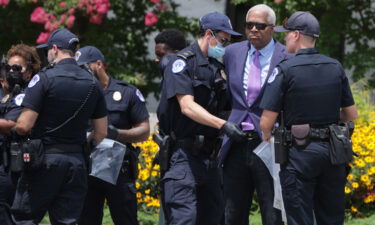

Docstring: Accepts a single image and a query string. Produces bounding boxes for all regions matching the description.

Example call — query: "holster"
[291,124,311,148]
[274,127,288,164]
[126,144,140,180]
[328,124,353,165]
[152,133,171,173]
[83,139,96,173]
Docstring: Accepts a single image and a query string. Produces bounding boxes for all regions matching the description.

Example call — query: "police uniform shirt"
[0,93,24,122]
[22,58,107,145]
[157,41,225,138]
[260,48,355,126]
[104,77,149,130]
[0,92,24,143]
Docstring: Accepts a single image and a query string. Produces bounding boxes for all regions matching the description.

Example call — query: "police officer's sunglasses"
[245,22,273,30]
[211,31,231,47]
[5,64,27,72]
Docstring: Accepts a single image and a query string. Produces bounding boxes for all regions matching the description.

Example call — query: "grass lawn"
[41,208,375,225]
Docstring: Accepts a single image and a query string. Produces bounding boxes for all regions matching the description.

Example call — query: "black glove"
[107,125,119,140]
[220,122,246,142]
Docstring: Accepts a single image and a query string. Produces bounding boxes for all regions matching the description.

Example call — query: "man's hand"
[107,125,119,140]
[220,122,246,142]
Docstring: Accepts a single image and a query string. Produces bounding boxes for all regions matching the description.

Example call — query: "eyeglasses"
[5,64,27,72]
[211,32,231,47]
[245,22,273,30]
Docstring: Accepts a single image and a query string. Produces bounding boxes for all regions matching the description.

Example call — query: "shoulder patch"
[267,68,279,84]
[177,50,195,60]
[171,59,186,73]
[28,74,40,88]
[15,93,25,106]
[75,51,82,61]
[136,89,145,102]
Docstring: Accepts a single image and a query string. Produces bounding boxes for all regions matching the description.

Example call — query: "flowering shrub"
[0,0,197,97]
[345,84,375,217]
[134,136,161,214]
[346,117,375,217]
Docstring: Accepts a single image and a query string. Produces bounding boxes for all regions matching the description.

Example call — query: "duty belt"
[173,136,220,156]
[44,143,83,154]
[285,127,330,141]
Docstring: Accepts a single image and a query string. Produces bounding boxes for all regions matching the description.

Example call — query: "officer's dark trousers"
[0,165,13,225]
[79,171,138,225]
[11,153,87,225]
[280,141,346,225]
[223,137,283,225]
[161,148,224,225]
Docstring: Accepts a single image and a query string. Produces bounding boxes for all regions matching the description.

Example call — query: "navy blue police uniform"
[0,92,24,225]
[260,48,355,225]
[157,41,227,225]
[79,77,149,225]
[11,57,107,225]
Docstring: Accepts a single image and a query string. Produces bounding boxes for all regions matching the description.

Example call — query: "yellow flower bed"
[134,136,161,214]
[346,112,375,217]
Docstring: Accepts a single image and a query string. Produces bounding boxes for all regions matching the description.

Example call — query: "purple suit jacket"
[218,40,292,165]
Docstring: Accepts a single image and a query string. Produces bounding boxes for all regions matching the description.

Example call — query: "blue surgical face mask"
[208,43,225,59]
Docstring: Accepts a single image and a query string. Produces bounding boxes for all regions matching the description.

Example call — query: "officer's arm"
[340,105,358,123]
[260,110,279,141]
[117,120,150,143]
[0,119,16,135]
[90,116,108,144]
[176,94,226,129]
[15,108,38,135]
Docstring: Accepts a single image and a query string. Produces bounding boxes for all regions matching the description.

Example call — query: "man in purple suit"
[219,4,292,225]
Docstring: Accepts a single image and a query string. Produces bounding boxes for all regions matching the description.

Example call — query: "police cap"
[275,11,320,38]
[37,28,79,51]
[75,46,105,66]
[200,12,242,37]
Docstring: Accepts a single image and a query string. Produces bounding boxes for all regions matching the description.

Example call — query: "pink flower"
[157,4,168,11]
[145,12,158,26]
[0,0,9,6]
[95,3,110,14]
[36,32,50,44]
[59,2,66,8]
[58,13,67,24]
[150,0,160,4]
[65,15,75,28]
[68,8,75,14]
[77,2,84,9]
[30,7,48,24]
[89,14,103,24]
[44,21,60,32]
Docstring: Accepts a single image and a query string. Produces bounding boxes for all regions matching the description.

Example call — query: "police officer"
[11,28,108,225]
[75,46,150,225]
[154,29,187,74]
[157,12,245,225]
[259,12,358,225]
[0,44,42,225]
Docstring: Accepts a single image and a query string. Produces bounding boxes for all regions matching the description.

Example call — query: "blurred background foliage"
[0,0,199,98]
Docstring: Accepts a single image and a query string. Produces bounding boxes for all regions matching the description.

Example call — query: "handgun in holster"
[83,139,97,173]
[125,144,141,180]
[152,133,171,173]
[274,112,288,164]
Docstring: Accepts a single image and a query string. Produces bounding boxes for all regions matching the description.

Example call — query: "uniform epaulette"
[177,50,195,60]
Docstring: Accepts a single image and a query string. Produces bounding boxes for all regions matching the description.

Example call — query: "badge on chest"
[113,91,122,101]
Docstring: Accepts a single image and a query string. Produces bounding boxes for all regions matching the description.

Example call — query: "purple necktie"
[242,50,261,130]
